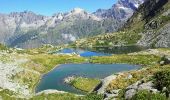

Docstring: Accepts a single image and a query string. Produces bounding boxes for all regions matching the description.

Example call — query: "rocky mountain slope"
[73,0,170,48]
[123,0,170,47]
[0,0,143,48]
[94,0,144,21]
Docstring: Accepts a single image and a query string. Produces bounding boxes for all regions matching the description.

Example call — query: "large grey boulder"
[125,81,159,99]
[126,81,141,90]
[104,89,121,100]
[125,89,137,100]
[138,81,153,90]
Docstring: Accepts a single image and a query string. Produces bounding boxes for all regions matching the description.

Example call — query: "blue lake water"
[55,48,111,57]
[36,64,140,94]
[54,46,146,57]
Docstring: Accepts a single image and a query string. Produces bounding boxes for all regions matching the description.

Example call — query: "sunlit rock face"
[94,0,144,21]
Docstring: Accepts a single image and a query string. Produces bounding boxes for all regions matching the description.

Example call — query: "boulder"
[110,89,121,94]
[125,89,137,100]
[64,76,75,84]
[125,81,160,99]
[150,89,159,93]
[126,80,141,90]
[138,81,153,90]
[104,93,118,98]
[126,74,133,79]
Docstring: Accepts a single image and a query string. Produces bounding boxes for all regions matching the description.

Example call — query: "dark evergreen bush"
[153,70,170,95]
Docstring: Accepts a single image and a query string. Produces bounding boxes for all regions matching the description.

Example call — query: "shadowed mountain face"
[0,0,144,48]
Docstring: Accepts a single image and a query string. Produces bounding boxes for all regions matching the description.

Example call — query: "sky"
[0,0,117,16]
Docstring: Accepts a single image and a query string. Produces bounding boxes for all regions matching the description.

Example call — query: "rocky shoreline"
[93,70,155,100]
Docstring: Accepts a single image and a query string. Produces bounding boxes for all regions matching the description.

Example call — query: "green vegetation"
[108,64,170,100]
[81,93,104,100]
[12,70,40,93]
[0,43,170,100]
[72,31,141,48]
[0,43,7,50]
[106,65,160,91]
[13,54,86,93]
[31,93,80,100]
[70,77,101,92]
[161,16,170,23]
[16,45,65,55]
[153,70,170,94]
[131,90,167,100]
[24,54,86,73]
[0,54,13,63]
[159,55,170,65]
[31,93,104,100]
[0,88,22,100]
[90,54,160,65]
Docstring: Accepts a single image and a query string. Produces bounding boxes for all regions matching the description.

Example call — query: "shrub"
[0,43,7,50]
[82,93,104,100]
[159,55,170,65]
[31,93,79,100]
[153,70,170,94]
[131,90,167,100]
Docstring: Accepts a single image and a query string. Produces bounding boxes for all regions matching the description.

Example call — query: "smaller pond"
[36,64,140,94]
[56,48,111,57]
[54,46,146,57]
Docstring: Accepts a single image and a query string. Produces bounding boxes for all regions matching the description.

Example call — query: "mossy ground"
[0,88,23,100]
[107,65,163,91]
[31,92,104,100]
[28,54,86,73]
[90,54,160,66]
[70,77,101,92]
[30,93,80,100]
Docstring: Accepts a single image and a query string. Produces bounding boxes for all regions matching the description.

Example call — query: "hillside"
[73,0,170,48]
[124,0,170,47]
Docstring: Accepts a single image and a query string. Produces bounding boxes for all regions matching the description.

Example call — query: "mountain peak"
[71,8,85,14]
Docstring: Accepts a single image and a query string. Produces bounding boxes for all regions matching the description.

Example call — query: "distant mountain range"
[0,0,144,48]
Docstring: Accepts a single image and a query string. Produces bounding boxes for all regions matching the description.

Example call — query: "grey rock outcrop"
[97,75,117,94]
[0,53,30,96]
[125,89,137,100]
[125,81,159,100]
